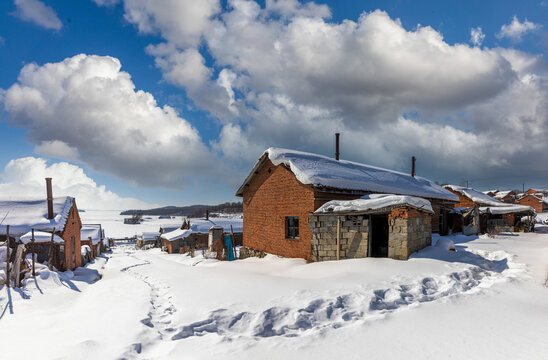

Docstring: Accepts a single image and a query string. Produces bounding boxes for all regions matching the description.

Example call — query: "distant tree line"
[120,202,243,217]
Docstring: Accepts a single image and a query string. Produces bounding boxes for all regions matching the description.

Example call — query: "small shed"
[308,194,433,261]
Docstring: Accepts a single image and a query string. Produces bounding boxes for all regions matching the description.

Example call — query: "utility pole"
[466,180,469,188]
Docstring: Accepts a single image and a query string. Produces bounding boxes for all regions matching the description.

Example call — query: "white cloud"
[13,0,62,30]
[496,16,541,42]
[34,140,79,160]
[120,0,220,47]
[0,157,154,210]
[3,54,225,188]
[470,26,485,47]
[91,0,120,6]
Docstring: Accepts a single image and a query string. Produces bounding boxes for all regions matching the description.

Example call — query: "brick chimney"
[45,177,54,220]
[411,156,416,178]
[335,133,340,161]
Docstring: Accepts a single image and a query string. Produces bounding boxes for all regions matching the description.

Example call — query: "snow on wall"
[266,148,458,201]
[0,197,74,237]
[315,194,434,214]
[445,185,504,206]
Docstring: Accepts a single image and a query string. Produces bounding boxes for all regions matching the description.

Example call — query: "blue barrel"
[224,235,234,261]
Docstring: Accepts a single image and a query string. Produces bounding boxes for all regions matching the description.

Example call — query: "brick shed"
[0,196,82,271]
[444,185,535,233]
[236,148,458,261]
[517,194,548,214]
[309,194,433,261]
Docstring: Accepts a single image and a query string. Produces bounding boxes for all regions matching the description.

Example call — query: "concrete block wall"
[308,215,369,261]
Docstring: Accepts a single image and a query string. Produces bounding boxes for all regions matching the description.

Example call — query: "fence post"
[5,225,10,288]
[31,228,36,277]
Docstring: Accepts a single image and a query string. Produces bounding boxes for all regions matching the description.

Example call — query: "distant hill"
[120,202,243,217]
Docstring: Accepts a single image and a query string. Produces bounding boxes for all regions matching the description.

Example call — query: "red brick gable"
[60,200,82,270]
[241,159,315,260]
[517,194,547,213]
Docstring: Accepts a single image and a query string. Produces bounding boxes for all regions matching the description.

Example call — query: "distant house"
[235,148,459,261]
[517,194,548,213]
[136,232,160,249]
[493,190,516,204]
[444,185,535,232]
[81,224,104,258]
[160,221,243,254]
[0,196,82,271]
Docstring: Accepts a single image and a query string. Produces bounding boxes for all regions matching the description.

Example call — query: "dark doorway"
[370,215,389,257]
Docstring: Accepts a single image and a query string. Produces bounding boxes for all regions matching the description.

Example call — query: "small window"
[286,216,299,239]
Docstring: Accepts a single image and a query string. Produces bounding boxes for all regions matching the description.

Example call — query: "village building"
[517,194,548,213]
[160,221,242,254]
[444,185,535,233]
[136,232,160,249]
[235,148,459,261]
[309,194,433,261]
[493,190,516,204]
[0,194,82,271]
[81,224,104,259]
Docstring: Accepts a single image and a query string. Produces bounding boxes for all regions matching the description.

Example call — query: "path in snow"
[119,251,178,359]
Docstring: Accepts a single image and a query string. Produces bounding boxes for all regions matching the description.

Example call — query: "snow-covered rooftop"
[0,197,74,237]
[315,194,433,214]
[161,228,193,242]
[81,225,102,245]
[445,185,505,207]
[20,231,64,244]
[494,190,515,199]
[479,205,535,215]
[237,148,459,202]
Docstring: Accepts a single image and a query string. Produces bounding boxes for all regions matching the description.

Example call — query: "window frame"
[285,216,299,239]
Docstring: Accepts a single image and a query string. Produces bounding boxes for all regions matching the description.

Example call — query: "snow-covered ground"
[1,223,547,359]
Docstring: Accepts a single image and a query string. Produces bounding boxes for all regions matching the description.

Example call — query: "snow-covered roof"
[479,205,535,215]
[445,185,504,207]
[236,148,459,202]
[315,194,434,214]
[0,197,74,237]
[483,190,498,195]
[141,232,160,241]
[20,231,64,244]
[81,225,102,245]
[161,228,193,242]
[494,190,515,199]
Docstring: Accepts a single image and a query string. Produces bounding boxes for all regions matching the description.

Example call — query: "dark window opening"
[286,216,299,239]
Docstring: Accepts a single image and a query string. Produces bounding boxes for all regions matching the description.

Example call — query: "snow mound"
[435,238,456,251]
[20,231,64,244]
[316,194,433,213]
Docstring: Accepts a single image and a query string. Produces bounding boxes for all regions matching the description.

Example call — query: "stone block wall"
[308,214,369,261]
[388,208,431,260]
[309,207,432,262]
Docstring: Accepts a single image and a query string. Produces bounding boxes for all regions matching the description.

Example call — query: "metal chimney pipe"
[45,177,54,220]
[335,133,340,161]
[206,209,209,221]
[411,156,416,178]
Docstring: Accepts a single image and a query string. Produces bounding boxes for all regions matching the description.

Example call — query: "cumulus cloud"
[497,16,541,42]
[34,140,79,160]
[0,157,154,210]
[470,26,485,47]
[2,54,225,188]
[91,0,120,6]
[13,0,62,30]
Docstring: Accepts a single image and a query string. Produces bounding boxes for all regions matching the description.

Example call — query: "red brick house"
[0,196,82,271]
[236,148,459,261]
[517,194,548,213]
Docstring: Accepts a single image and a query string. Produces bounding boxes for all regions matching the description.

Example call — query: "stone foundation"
[239,246,267,259]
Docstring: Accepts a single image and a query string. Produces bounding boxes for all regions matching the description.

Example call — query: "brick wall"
[242,159,315,260]
[60,201,82,270]
[444,188,477,208]
[517,195,545,213]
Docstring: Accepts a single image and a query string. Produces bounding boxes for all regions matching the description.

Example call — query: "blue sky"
[0,0,547,208]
